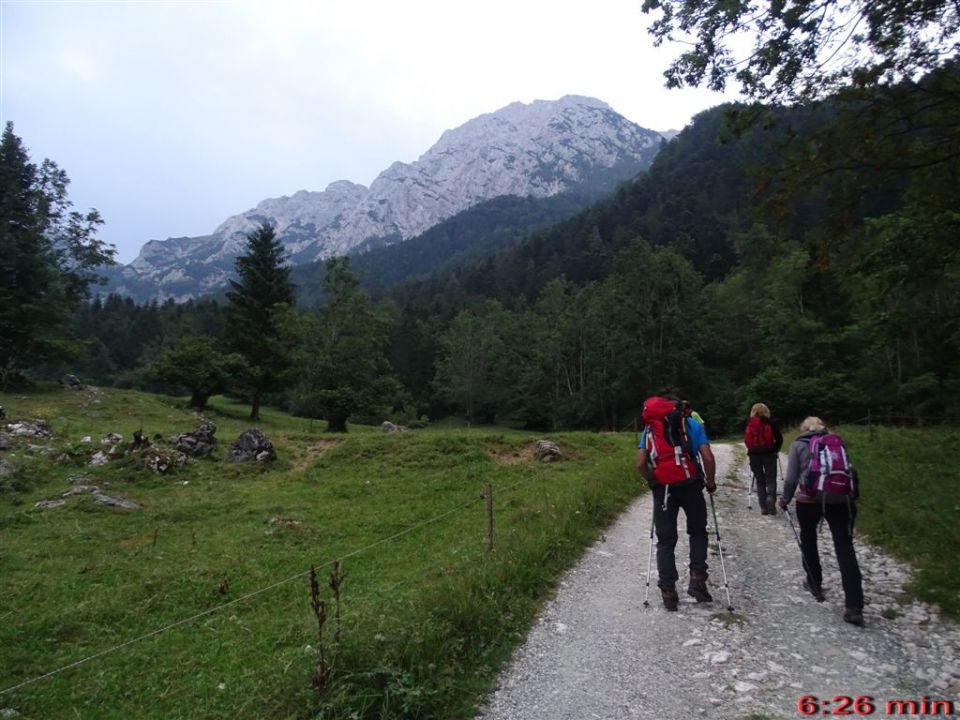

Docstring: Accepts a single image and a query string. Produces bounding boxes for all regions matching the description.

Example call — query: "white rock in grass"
[94,494,140,509]
[34,499,66,510]
[62,485,99,497]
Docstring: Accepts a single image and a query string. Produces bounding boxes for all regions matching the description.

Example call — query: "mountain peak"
[107,97,664,302]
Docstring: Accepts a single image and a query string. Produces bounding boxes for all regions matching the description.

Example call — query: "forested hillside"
[292,187,621,305]
[13,65,959,435]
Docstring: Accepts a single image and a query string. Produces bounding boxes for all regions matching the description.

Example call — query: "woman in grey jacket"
[779,416,865,626]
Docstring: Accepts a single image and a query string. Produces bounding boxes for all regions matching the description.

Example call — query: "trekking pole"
[747,475,754,509]
[782,505,825,602]
[642,510,655,608]
[776,456,785,509]
[707,494,734,611]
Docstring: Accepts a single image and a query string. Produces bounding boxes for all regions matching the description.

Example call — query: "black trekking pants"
[796,501,864,610]
[652,481,709,588]
[749,453,778,509]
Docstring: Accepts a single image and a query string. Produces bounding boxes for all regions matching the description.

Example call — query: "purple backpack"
[803,433,856,496]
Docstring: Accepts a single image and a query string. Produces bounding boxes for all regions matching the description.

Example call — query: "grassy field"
[0,386,641,719]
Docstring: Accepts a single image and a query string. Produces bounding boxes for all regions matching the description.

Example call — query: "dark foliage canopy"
[0,122,114,385]
[642,0,960,103]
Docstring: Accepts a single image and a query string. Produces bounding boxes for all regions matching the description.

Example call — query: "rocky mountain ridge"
[106,96,666,301]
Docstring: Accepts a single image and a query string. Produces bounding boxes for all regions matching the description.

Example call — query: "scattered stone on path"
[0,459,16,477]
[67,473,91,484]
[0,433,10,451]
[229,429,276,462]
[476,443,960,720]
[89,451,110,467]
[381,421,407,433]
[170,421,217,457]
[534,439,562,462]
[710,650,731,664]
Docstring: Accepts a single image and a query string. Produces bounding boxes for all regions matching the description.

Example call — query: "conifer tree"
[225,222,295,420]
[0,122,113,387]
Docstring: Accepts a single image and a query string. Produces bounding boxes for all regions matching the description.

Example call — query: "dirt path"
[476,443,960,719]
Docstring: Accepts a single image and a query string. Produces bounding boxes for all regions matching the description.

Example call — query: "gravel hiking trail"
[476,443,960,720]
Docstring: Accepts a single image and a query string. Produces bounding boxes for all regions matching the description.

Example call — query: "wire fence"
[0,470,542,699]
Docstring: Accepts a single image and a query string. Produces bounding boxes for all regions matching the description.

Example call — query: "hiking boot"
[687,572,713,603]
[803,579,826,602]
[843,608,865,626]
[660,586,679,611]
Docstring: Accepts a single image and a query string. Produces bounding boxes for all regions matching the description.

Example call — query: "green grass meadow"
[0,386,641,719]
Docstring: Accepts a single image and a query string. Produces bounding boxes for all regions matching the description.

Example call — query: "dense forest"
[5,62,959,435]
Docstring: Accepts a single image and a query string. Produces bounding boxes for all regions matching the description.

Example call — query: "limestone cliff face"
[108,96,663,301]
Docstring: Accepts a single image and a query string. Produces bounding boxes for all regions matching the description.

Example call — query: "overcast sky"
[2,0,740,264]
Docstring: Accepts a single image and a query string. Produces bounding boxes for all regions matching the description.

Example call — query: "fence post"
[486,483,494,552]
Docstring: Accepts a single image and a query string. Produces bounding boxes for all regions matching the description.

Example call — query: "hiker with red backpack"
[636,395,717,611]
[779,416,865,626]
[744,402,783,515]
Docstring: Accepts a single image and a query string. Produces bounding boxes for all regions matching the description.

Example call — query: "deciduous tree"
[290,257,397,432]
[153,336,247,410]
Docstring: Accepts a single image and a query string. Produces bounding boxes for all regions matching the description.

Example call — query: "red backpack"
[642,397,699,484]
[744,416,775,452]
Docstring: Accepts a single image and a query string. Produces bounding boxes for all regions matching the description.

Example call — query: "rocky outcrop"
[6,420,52,438]
[170,422,217,457]
[106,96,663,301]
[534,440,562,462]
[142,446,187,474]
[229,430,276,462]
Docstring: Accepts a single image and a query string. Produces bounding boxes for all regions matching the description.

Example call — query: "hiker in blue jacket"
[780,416,865,626]
[636,396,716,611]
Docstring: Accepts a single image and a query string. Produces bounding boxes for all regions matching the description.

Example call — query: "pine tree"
[0,122,113,387]
[225,222,295,420]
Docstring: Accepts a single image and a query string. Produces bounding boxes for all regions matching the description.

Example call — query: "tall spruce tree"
[0,122,113,387]
[225,222,295,420]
